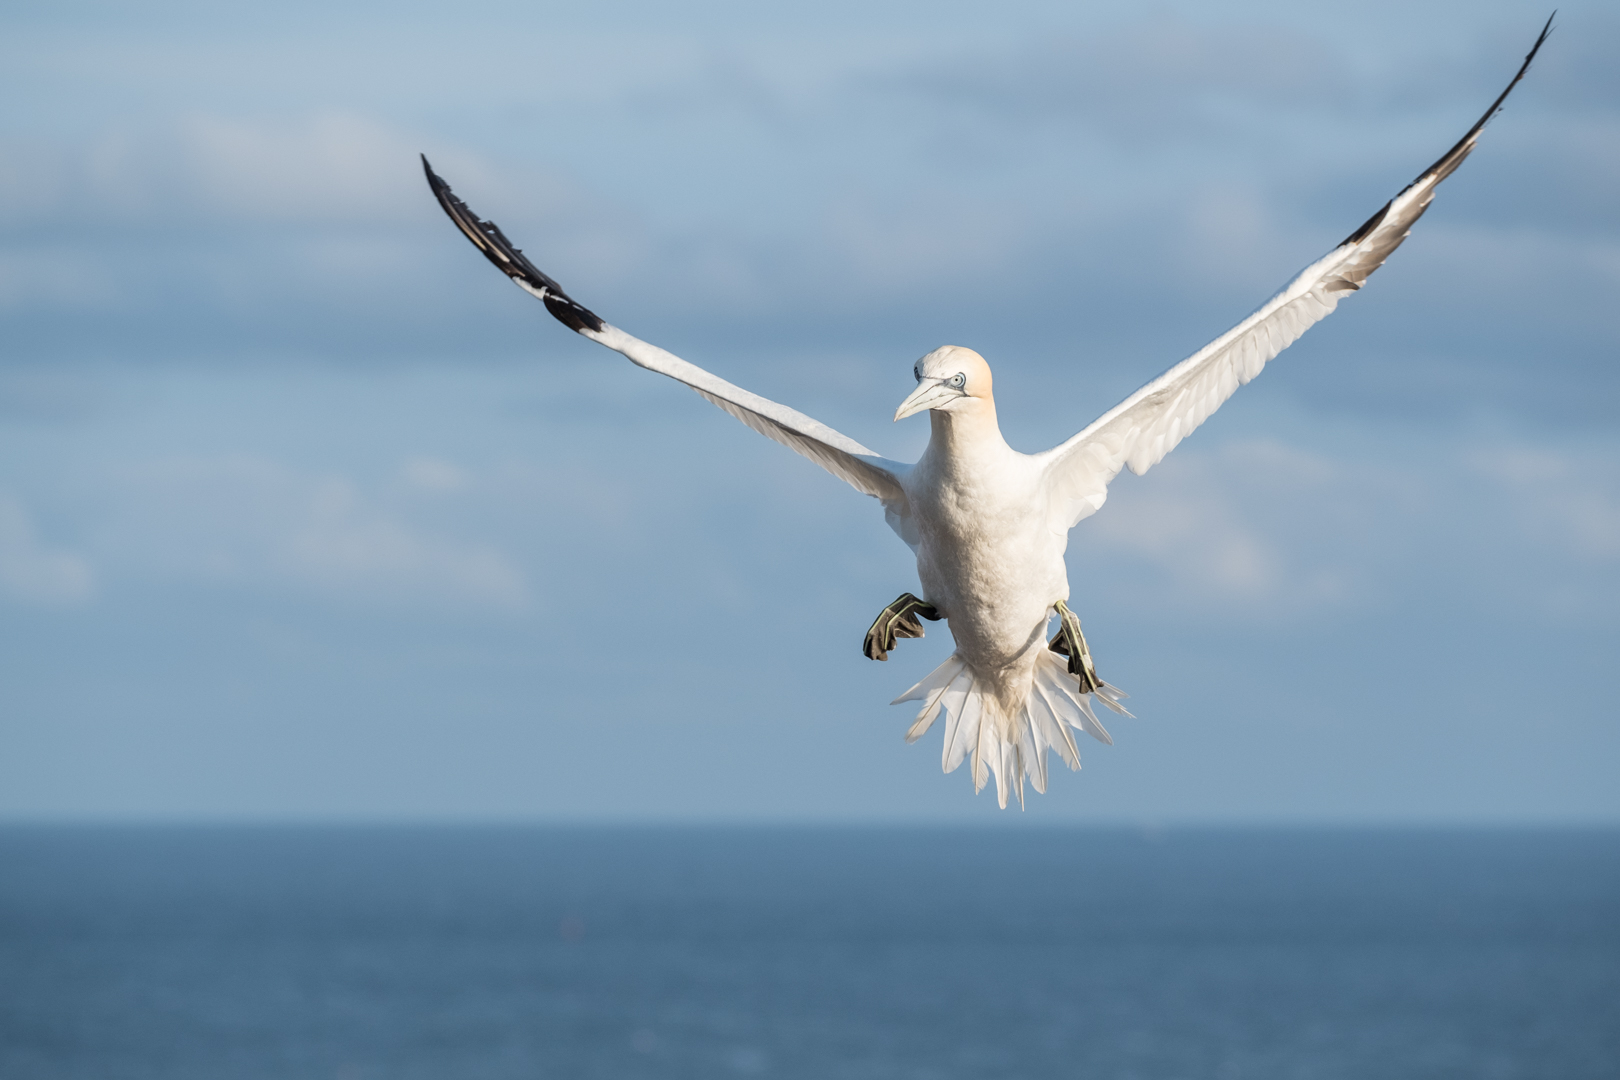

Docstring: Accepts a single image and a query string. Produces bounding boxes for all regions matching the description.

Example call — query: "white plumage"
[423,21,1549,807]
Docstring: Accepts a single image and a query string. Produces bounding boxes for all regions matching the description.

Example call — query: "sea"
[1,826,1616,1080]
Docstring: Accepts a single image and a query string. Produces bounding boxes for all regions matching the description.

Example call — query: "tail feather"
[939,673,973,772]
[892,655,966,705]
[972,690,992,795]
[973,734,1014,809]
[1075,694,1113,746]
[1094,681,1134,717]
[898,655,968,743]
[947,682,985,775]
[937,674,973,747]
[1019,708,1046,798]
[1038,651,1114,745]
[905,664,970,743]
[896,648,1130,808]
[1028,679,1081,772]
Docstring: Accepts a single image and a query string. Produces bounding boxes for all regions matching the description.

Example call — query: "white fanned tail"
[892,649,1131,809]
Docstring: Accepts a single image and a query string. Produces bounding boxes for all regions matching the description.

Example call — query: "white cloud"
[0,112,589,232]
[401,457,469,492]
[0,494,94,606]
[884,16,1352,140]
[1069,432,1620,627]
[107,456,529,611]
[279,477,525,607]
[181,113,422,222]
[0,111,651,339]
[821,191,1029,298]
[1076,439,1375,618]
[58,112,435,226]
[1471,447,1620,562]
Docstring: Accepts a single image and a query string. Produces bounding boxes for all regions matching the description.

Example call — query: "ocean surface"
[1,826,1616,1080]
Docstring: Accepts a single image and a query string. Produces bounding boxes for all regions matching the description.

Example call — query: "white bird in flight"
[424,21,1549,808]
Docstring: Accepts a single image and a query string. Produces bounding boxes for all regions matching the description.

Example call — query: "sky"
[1,0,1616,823]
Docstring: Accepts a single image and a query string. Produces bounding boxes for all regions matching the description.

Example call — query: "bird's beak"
[894,379,960,422]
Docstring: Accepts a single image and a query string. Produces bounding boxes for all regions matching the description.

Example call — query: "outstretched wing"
[1036,16,1551,533]
[423,157,918,546]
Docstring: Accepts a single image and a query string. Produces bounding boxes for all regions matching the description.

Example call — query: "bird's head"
[893,346,993,422]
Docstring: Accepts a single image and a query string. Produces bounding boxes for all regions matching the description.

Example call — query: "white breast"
[906,442,1069,672]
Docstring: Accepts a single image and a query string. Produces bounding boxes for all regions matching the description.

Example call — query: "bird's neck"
[928,398,1009,462]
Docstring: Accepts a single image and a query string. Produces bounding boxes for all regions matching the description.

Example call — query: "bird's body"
[908,436,1077,786]
[904,357,1070,713]
[423,20,1550,807]
[914,410,1051,672]
[876,346,1127,803]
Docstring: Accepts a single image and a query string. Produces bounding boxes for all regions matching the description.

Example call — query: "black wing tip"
[1340,200,1392,249]
[1337,15,1552,250]
[1467,14,1555,140]
[421,153,447,191]
[1506,12,1555,102]
[543,295,605,334]
[420,156,606,335]
[1535,12,1556,52]
[419,153,476,229]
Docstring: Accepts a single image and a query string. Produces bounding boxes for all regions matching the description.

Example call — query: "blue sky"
[1,0,1616,822]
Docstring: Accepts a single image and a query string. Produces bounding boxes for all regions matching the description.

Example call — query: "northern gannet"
[423,20,1549,807]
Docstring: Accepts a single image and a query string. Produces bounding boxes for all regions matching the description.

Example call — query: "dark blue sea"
[1,827,1616,1079]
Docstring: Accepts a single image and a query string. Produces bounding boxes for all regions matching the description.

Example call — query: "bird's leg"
[1048,600,1102,695]
[862,593,942,661]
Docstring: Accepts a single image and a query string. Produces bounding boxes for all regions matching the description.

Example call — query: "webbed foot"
[863,593,942,661]
[1048,599,1102,695]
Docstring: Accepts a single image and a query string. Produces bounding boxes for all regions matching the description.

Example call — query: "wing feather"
[423,157,916,541]
[1036,17,1551,533]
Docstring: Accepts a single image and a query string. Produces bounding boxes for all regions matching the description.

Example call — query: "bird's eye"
[914,366,923,382]
[948,372,967,390]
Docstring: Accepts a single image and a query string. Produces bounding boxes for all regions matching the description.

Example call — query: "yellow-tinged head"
[893,346,994,421]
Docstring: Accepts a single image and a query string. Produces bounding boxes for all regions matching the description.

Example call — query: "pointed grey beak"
[894,379,961,421]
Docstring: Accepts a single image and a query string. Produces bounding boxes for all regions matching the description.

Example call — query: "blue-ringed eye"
[948,372,967,389]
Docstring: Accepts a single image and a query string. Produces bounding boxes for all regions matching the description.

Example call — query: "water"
[1,826,1616,1079]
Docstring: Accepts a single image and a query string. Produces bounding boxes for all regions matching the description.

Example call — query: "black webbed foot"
[863,593,942,661]
[1048,599,1102,694]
